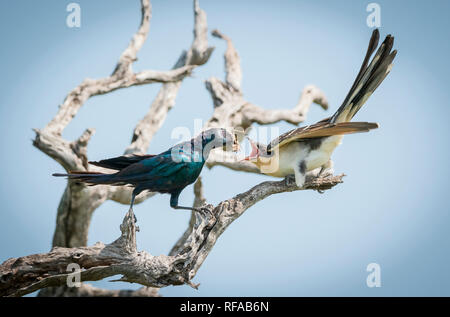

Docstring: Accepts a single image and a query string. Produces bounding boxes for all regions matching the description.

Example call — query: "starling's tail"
[52,171,118,185]
[330,29,397,123]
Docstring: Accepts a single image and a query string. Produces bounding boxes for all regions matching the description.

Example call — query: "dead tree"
[0,0,342,297]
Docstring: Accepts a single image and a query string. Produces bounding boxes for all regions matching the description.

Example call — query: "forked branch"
[0,174,343,297]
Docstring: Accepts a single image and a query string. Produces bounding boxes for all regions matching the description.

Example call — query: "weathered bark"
[38,285,160,297]
[0,174,343,297]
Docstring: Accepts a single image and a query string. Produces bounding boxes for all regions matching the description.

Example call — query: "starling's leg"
[170,191,193,211]
[172,205,196,211]
[170,191,212,217]
[129,193,136,210]
[130,189,138,223]
[172,204,212,217]
[171,202,202,213]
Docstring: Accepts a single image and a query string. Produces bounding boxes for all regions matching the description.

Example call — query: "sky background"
[1,0,449,296]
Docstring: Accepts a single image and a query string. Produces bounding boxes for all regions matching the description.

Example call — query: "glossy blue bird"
[53,128,238,213]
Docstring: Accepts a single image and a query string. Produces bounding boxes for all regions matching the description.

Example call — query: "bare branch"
[113,0,152,76]
[0,174,343,297]
[42,66,194,148]
[45,0,148,137]
[38,284,160,297]
[125,1,214,155]
[203,30,329,173]
[211,29,242,92]
[188,0,215,66]
[206,153,260,173]
[241,85,328,125]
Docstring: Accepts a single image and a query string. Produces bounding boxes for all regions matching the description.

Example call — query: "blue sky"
[1,0,449,296]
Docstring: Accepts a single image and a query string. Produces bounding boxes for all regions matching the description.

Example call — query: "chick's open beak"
[242,137,259,161]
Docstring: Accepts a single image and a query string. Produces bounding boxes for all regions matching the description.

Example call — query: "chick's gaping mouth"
[243,137,259,161]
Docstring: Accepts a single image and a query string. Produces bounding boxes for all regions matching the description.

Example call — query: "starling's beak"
[242,137,259,162]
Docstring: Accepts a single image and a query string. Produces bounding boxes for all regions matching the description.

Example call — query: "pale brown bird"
[244,29,396,187]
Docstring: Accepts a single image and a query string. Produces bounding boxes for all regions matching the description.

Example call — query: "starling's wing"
[89,154,156,170]
[53,151,193,189]
[267,121,379,152]
[113,152,186,179]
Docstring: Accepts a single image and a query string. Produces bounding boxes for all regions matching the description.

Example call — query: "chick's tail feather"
[330,29,397,123]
